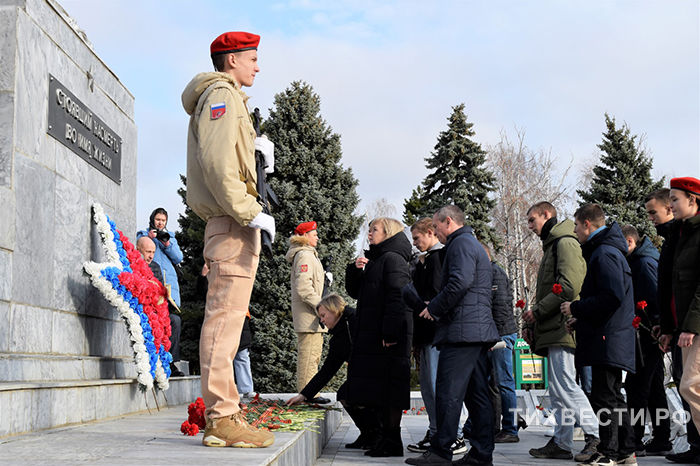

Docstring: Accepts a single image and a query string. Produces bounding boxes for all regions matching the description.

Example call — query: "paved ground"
[320,414,682,466]
[0,402,688,466]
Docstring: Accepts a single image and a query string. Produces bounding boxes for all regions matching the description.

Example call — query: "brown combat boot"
[202,412,274,448]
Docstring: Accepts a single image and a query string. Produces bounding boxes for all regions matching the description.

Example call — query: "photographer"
[137,207,184,375]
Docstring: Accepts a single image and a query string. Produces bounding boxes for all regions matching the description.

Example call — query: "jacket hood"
[285,235,316,263]
[365,231,412,261]
[630,236,660,261]
[583,222,628,257]
[182,72,239,115]
[543,219,577,247]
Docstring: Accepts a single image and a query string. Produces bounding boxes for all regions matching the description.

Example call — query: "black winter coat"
[491,262,518,336]
[345,232,413,408]
[570,223,636,373]
[410,245,442,346]
[300,307,356,400]
[659,214,700,335]
[427,226,499,345]
[627,236,660,366]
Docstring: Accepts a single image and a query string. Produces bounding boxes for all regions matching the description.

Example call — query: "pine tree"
[250,81,362,392]
[577,113,663,239]
[403,104,499,247]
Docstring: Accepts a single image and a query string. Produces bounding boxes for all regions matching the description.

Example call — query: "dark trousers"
[625,341,670,448]
[169,313,181,362]
[431,344,494,461]
[673,342,700,450]
[590,365,635,459]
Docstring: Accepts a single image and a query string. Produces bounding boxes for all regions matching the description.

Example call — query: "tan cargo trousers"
[296,332,324,395]
[200,216,260,419]
[681,337,700,434]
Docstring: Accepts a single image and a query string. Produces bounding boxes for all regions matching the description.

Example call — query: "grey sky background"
[60,0,700,234]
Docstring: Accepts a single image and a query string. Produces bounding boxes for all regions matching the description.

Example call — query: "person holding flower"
[658,177,700,454]
[522,201,599,462]
[620,224,672,457]
[561,204,636,466]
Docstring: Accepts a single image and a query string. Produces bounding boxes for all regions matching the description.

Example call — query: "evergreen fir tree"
[403,104,499,247]
[175,175,207,373]
[577,113,663,239]
[250,81,362,392]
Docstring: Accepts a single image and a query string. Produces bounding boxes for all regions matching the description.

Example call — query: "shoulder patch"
[299,264,308,273]
[210,102,226,120]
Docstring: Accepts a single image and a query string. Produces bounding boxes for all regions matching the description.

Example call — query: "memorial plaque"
[47,74,122,183]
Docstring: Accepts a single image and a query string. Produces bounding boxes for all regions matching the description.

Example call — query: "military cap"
[210,31,260,57]
[294,221,317,235]
[671,177,700,196]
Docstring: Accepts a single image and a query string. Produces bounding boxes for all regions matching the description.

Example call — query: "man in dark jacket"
[522,202,599,462]
[621,225,672,456]
[406,205,499,466]
[562,204,636,465]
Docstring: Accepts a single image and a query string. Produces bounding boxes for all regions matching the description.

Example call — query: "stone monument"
[0,0,197,437]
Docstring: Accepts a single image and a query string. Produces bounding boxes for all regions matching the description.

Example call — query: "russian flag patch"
[210,102,226,120]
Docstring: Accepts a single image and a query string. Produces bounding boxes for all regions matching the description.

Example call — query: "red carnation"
[516,299,526,309]
[632,316,642,329]
[187,397,207,429]
[636,301,648,311]
[180,420,199,436]
[552,283,563,295]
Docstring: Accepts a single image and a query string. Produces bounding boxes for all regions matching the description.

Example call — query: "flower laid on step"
[83,203,173,391]
[187,397,207,429]
[180,396,339,435]
[180,420,199,436]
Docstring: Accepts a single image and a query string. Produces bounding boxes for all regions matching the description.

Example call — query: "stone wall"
[0,0,138,383]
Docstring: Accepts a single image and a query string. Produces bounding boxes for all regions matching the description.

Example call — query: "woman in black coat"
[345,217,413,457]
[285,294,381,448]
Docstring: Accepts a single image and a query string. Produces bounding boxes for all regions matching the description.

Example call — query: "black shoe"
[666,449,700,463]
[309,396,331,404]
[494,431,519,443]
[577,452,616,465]
[451,437,468,455]
[404,451,451,465]
[574,434,600,462]
[517,415,528,430]
[529,438,573,459]
[452,452,494,466]
[345,432,376,449]
[365,437,403,457]
[407,430,432,453]
[169,363,184,377]
[643,438,673,456]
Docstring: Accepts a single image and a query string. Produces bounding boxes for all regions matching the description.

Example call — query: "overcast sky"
[60,0,700,233]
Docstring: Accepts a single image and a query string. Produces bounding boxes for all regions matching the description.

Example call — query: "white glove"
[255,135,275,174]
[325,271,334,285]
[248,212,276,242]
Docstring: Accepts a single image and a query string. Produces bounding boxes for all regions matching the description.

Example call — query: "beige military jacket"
[285,236,327,333]
[182,72,262,225]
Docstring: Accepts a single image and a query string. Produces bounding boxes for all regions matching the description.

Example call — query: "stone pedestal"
[0,0,178,437]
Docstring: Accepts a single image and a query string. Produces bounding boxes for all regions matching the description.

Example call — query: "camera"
[154,229,170,243]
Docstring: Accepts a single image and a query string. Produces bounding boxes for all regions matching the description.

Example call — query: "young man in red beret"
[285,221,331,404]
[182,31,276,448]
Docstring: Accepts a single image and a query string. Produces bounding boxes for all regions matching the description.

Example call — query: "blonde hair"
[369,217,404,239]
[410,217,435,234]
[317,293,346,317]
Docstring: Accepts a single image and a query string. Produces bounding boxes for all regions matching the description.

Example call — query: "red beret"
[210,31,260,57]
[670,177,700,196]
[294,221,317,235]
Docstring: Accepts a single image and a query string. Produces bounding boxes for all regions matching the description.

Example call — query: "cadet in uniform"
[181,31,276,448]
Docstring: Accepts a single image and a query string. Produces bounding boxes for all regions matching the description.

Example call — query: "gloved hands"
[325,271,334,285]
[249,212,276,242]
[254,135,275,174]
